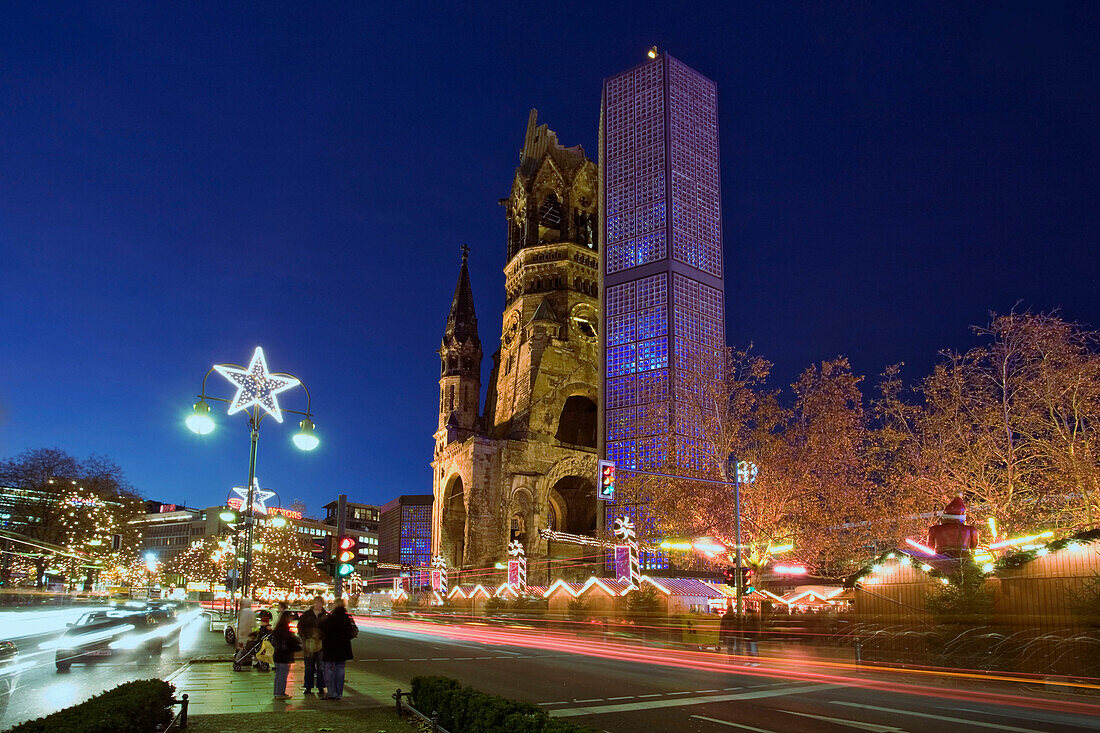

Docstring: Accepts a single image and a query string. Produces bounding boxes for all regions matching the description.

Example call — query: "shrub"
[512,594,548,614]
[485,596,506,614]
[567,596,589,622]
[411,675,594,733]
[10,679,174,733]
[623,586,662,623]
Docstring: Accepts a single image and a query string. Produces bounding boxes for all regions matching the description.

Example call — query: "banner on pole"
[614,545,630,582]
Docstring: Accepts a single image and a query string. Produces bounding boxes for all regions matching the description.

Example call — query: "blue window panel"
[636,337,668,372]
[607,311,637,346]
[607,440,637,470]
[607,343,637,377]
[606,375,638,410]
[636,306,667,340]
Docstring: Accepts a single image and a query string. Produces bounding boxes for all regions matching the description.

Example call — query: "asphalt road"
[0,610,224,730]
[346,615,1100,733]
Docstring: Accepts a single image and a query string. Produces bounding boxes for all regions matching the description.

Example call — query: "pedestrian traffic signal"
[336,536,357,577]
[597,459,616,500]
[311,535,334,575]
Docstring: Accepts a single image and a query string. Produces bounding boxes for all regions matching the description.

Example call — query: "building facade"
[600,53,726,547]
[431,110,602,581]
[379,495,432,568]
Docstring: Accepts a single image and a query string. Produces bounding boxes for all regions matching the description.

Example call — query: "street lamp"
[185,346,319,646]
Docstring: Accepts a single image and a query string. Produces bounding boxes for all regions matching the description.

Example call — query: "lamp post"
[186,346,318,646]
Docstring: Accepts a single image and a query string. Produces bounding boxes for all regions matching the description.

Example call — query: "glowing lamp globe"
[271,515,287,528]
[186,400,215,435]
[293,418,319,451]
[219,510,236,522]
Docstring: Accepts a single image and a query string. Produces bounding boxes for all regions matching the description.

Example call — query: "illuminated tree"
[174,534,235,590]
[0,449,143,587]
[250,521,329,589]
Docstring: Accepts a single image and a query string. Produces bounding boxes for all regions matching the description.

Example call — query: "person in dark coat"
[297,595,328,695]
[271,610,302,699]
[719,604,737,657]
[318,598,357,700]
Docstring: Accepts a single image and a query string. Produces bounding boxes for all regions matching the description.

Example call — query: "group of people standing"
[269,596,358,700]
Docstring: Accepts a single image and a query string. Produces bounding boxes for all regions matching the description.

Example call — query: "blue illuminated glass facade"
[601,54,725,564]
[380,495,433,570]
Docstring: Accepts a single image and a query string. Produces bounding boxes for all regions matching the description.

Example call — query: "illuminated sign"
[69,496,102,508]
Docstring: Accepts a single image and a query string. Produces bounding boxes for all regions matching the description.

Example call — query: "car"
[0,640,18,694]
[54,610,166,670]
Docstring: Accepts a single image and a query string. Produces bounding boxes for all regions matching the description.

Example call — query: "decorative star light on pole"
[230,479,276,516]
[213,347,301,423]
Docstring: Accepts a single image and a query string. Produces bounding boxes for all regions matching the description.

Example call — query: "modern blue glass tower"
[600,52,726,556]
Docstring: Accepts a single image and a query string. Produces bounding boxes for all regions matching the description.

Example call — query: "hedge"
[10,679,175,733]
[411,675,595,733]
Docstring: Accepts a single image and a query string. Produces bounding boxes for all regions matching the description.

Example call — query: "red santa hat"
[941,495,967,520]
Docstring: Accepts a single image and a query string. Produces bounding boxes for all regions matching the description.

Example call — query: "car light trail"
[354,614,1100,717]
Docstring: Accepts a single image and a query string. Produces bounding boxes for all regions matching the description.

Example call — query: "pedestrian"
[318,598,357,700]
[271,610,302,700]
[719,603,737,658]
[297,595,328,696]
[738,613,759,666]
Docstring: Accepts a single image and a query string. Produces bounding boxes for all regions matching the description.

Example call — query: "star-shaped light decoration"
[214,347,300,422]
[230,479,276,516]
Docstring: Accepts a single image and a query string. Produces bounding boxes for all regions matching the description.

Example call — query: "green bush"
[11,679,175,733]
[411,675,594,733]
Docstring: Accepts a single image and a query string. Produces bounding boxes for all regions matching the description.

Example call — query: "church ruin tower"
[431,110,601,582]
[436,247,482,449]
[493,109,600,442]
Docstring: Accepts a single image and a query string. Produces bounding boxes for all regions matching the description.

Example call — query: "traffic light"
[722,566,737,587]
[311,535,334,575]
[336,536,357,578]
[597,459,616,500]
[741,566,755,593]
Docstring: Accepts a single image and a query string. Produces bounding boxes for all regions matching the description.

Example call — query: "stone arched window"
[510,512,527,547]
[555,396,597,447]
[538,193,562,228]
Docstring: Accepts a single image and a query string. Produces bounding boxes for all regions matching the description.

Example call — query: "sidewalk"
[166,656,399,716]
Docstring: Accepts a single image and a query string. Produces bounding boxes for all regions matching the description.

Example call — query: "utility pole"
[334,493,347,598]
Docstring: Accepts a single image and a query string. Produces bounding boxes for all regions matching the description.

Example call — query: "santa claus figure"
[927,495,980,557]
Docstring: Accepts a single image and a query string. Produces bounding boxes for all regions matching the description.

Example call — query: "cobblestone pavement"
[166,657,398,716]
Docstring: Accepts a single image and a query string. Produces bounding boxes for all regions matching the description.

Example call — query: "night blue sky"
[1,3,1097,516]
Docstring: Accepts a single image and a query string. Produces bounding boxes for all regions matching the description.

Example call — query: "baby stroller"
[233,610,274,672]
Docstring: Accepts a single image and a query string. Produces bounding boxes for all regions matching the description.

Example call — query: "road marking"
[831,702,1047,733]
[454,657,472,660]
[410,658,426,661]
[638,693,662,698]
[697,689,719,693]
[606,696,633,700]
[782,710,907,732]
[551,683,840,717]
[667,690,692,695]
[691,716,776,733]
[539,701,570,706]
[574,698,604,703]
[431,657,449,661]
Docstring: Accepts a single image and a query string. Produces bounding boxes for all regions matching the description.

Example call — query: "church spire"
[443,245,480,351]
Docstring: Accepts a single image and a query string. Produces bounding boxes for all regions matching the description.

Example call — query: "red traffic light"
[338,536,356,551]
